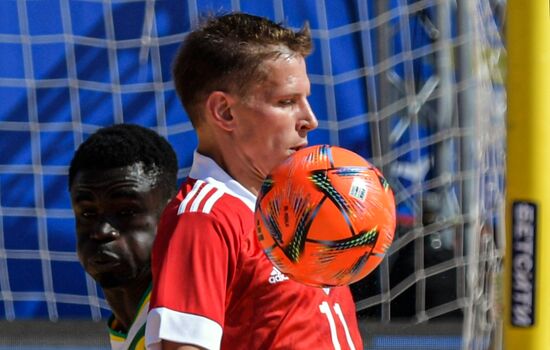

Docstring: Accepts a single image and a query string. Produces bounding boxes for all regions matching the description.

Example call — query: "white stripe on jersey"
[190,183,215,212]
[178,180,224,214]
[202,189,224,214]
[178,180,205,215]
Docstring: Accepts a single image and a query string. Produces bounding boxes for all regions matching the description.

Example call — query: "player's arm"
[147,210,231,349]
[161,340,204,350]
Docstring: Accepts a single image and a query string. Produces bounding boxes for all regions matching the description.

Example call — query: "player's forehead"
[248,55,309,98]
[70,163,159,199]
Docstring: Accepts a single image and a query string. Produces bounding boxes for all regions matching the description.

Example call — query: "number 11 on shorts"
[319,301,357,350]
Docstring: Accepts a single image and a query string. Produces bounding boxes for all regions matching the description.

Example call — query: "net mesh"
[0,0,505,348]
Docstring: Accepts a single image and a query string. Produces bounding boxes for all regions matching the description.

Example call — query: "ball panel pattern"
[255,145,396,287]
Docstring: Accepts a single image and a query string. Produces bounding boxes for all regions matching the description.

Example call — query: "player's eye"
[80,210,97,219]
[117,209,137,217]
[278,99,296,106]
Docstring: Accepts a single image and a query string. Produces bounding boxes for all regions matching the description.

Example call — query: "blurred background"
[0,0,508,349]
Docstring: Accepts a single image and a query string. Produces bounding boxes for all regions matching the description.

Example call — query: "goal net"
[0,0,505,349]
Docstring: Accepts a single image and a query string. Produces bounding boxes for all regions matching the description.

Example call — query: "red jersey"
[146,152,363,350]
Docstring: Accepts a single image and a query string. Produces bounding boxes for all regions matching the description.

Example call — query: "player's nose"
[90,220,119,241]
[297,100,318,132]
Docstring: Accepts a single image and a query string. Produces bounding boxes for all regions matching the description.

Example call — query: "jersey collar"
[189,151,257,212]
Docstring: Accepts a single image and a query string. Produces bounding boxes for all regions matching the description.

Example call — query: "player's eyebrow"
[108,189,144,201]
[72,191,94,203]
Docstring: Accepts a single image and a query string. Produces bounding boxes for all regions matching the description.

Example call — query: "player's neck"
[197,140,263,196]
[103,276,151,332]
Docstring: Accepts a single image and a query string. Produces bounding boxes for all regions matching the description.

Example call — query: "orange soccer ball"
[255,145,396,287]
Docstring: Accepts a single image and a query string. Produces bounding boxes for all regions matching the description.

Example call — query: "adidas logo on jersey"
[268,267,289,284]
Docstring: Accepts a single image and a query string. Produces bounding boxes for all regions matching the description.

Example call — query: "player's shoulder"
[325,285,356,304]
[175,178,252,217]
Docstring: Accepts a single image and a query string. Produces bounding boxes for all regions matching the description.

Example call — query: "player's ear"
[205,91,235,131]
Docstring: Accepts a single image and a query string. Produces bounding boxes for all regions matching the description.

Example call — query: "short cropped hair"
[172,12,312,127]
[68,124,178,199]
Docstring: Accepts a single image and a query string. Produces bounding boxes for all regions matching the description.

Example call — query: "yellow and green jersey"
[108,284,151,350]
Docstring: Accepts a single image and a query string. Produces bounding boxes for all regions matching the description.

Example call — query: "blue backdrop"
[0,0,441,320]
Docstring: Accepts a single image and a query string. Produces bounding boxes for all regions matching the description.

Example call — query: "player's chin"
[94,271,132,289]
[287,147,303,157]
[276,151,295,165]
[289,142,308,154]
[98,277,127,289]
[265,148,301,173]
